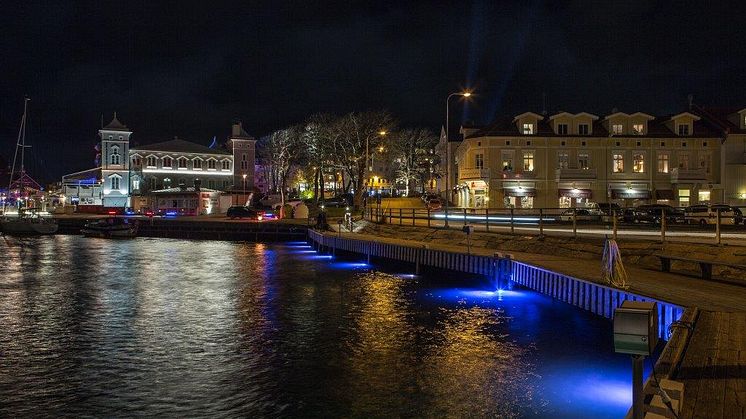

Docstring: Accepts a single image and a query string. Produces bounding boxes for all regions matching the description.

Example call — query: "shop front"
[456,179,489,208]
[558,188,593,208]
[503,182,536,208]
[609,186,652,207]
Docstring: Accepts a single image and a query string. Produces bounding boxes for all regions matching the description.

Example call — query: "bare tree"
[390,128,438,196]
[263,126,305,218]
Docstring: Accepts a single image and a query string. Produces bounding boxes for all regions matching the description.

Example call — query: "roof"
[151,186,217,194]
[694,106,746,135]
[102,115,130,132]
[62,167,102,183]
[132,139,232,155]
[466,112,723,139]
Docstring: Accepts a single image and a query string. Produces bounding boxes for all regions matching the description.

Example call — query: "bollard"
[716,210,722,245]
[539,208,544,237]
[510,208,514,234]
[572,208,577,238]
[486,208,490,232]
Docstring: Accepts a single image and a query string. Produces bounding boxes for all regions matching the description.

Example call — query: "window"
[678,152,689,169]
[132,156,141,167]
[557,152,569,169]
[561,141,566,146]
[110,146,120,165]
[679,189,690,207]
[657,153,669,173]
[506,140,511,146]
[612,124,623,135]
[613,153,624,173]
[661,141,666,147]
[581,141,586,146]
[178,157,188,168]
[699,152,711,174]
[241,154,248,170]
[632,124,644,135]
[163,157,172,168]
[526,141,531,146]
[207,159,217,170]
[522,123,534,135]
[132,178,140,190]
[557,123,568,135]
[163,178,172,189]
[578,152,590,169]
[633,152,645,173]
[501,151,513,170]
[147,156,157,167]
[193,159,202,169]
[523,151,534,172]
[110,175,120,190]
[578,124,590,135]
[678,124,690,136]
[698,190,711,203]
[148,177,157,190]
[475,153,484,169]
[221,160,231,170]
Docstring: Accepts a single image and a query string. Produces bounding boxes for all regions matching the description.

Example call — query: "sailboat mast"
[5,98,29,213]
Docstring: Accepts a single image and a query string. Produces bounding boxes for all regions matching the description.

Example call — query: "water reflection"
[1,236,630,417]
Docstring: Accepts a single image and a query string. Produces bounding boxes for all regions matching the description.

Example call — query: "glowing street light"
[444,90,473,227]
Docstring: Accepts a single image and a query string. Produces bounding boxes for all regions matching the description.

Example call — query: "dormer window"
[632,124,644,135]
[522,123,534,135]
[578,124,590,135]
[678,124,690,136]
[163,157,173,168]
[146,156,157,167]
[557,123,568,135]
[612,124,624,135]
[221,160,231,170]
[110,146,120,165]
[178,157,188,169]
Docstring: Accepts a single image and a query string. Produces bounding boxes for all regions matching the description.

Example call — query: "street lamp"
[367,130,387,194]
[444,91,473,227]
[242,173,247,206]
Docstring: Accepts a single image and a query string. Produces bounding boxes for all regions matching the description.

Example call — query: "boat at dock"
[81,217,138,238]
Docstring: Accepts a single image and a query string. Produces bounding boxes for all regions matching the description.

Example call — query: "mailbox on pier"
[613,301,658,356]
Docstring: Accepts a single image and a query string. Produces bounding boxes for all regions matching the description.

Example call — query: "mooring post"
[632,355,644,419]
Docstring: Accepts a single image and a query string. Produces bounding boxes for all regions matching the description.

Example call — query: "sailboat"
[0,98,58,235]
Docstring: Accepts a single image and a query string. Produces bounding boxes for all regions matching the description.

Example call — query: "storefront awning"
[611,189,652,199]
[655,190,675,200]
[558,188,592,198]
[504,188,536,197]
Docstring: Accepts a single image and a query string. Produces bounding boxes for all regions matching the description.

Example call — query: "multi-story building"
[62,116,256,212]
[454,110,727,209]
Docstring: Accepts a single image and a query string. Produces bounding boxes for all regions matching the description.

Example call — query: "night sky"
[2,1,746,182]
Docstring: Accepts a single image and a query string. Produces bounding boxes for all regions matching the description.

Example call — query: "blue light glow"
[328,262,371,270]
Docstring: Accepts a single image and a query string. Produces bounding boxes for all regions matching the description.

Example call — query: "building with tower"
[62,115,256,213]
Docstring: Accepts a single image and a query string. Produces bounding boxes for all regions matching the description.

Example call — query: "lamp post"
[367,130,387,196]
[242,173,247,206]
[444,91,472,228]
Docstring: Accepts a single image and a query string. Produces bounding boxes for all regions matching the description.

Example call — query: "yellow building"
[454,110,726,209]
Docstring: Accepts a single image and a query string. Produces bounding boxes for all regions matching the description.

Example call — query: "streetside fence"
[308,229,684,339]
[364,206,738,245]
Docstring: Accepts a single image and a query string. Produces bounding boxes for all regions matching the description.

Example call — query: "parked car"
[226,206,264,220]
[271,199,303,210]
[421,193,439,203]
[556,208,598,222]
[684,204,737,226]
[323,196,351,208]
[627,204,682,224]
[595,203,622,222]
[426,198,442,211]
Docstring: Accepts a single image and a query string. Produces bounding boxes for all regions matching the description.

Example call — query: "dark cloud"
[1,1,745,182]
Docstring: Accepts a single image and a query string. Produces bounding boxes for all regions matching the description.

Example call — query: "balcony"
[500,169,537,180]
[458,167,490,180]
[670,167,707,183]
[555,167,598,181]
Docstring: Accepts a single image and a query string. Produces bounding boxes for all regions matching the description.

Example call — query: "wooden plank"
[677,311,715,419]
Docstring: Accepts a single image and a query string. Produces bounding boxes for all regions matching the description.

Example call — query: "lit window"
[678,124,690,136]
[557,152,569,169]
[613,153,624,172]
[657,153,669,173]
[222,160,231,170]
[578,152,590,169]
[612,124,623,135]
[679,189,690,207]
[522,123,534,135]
[632,124,644,135]
[475,153,484,169]
[163,178,172,188]
[523,151,534,171]
[557,123,568,135]
[633,153,645,173]
[110,176,120,190]
[132,179,140,190]
[578,124,590,135]
[163,157,172,168]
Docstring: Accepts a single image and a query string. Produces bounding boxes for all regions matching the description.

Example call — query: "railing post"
[412,208,415,226]
[572,208,577,238]
[660,210,666,243]
[399,208,403,226]
[539,208,544,237]
[510,208,514,234]
[612,209,618,241]
[388,208,392,224]
[716,210,722,245]
[427,208,431,227]
[485,208,490,232]
[463,208,467,227]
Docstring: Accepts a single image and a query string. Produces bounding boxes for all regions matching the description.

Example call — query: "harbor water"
[0,236,641,418]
